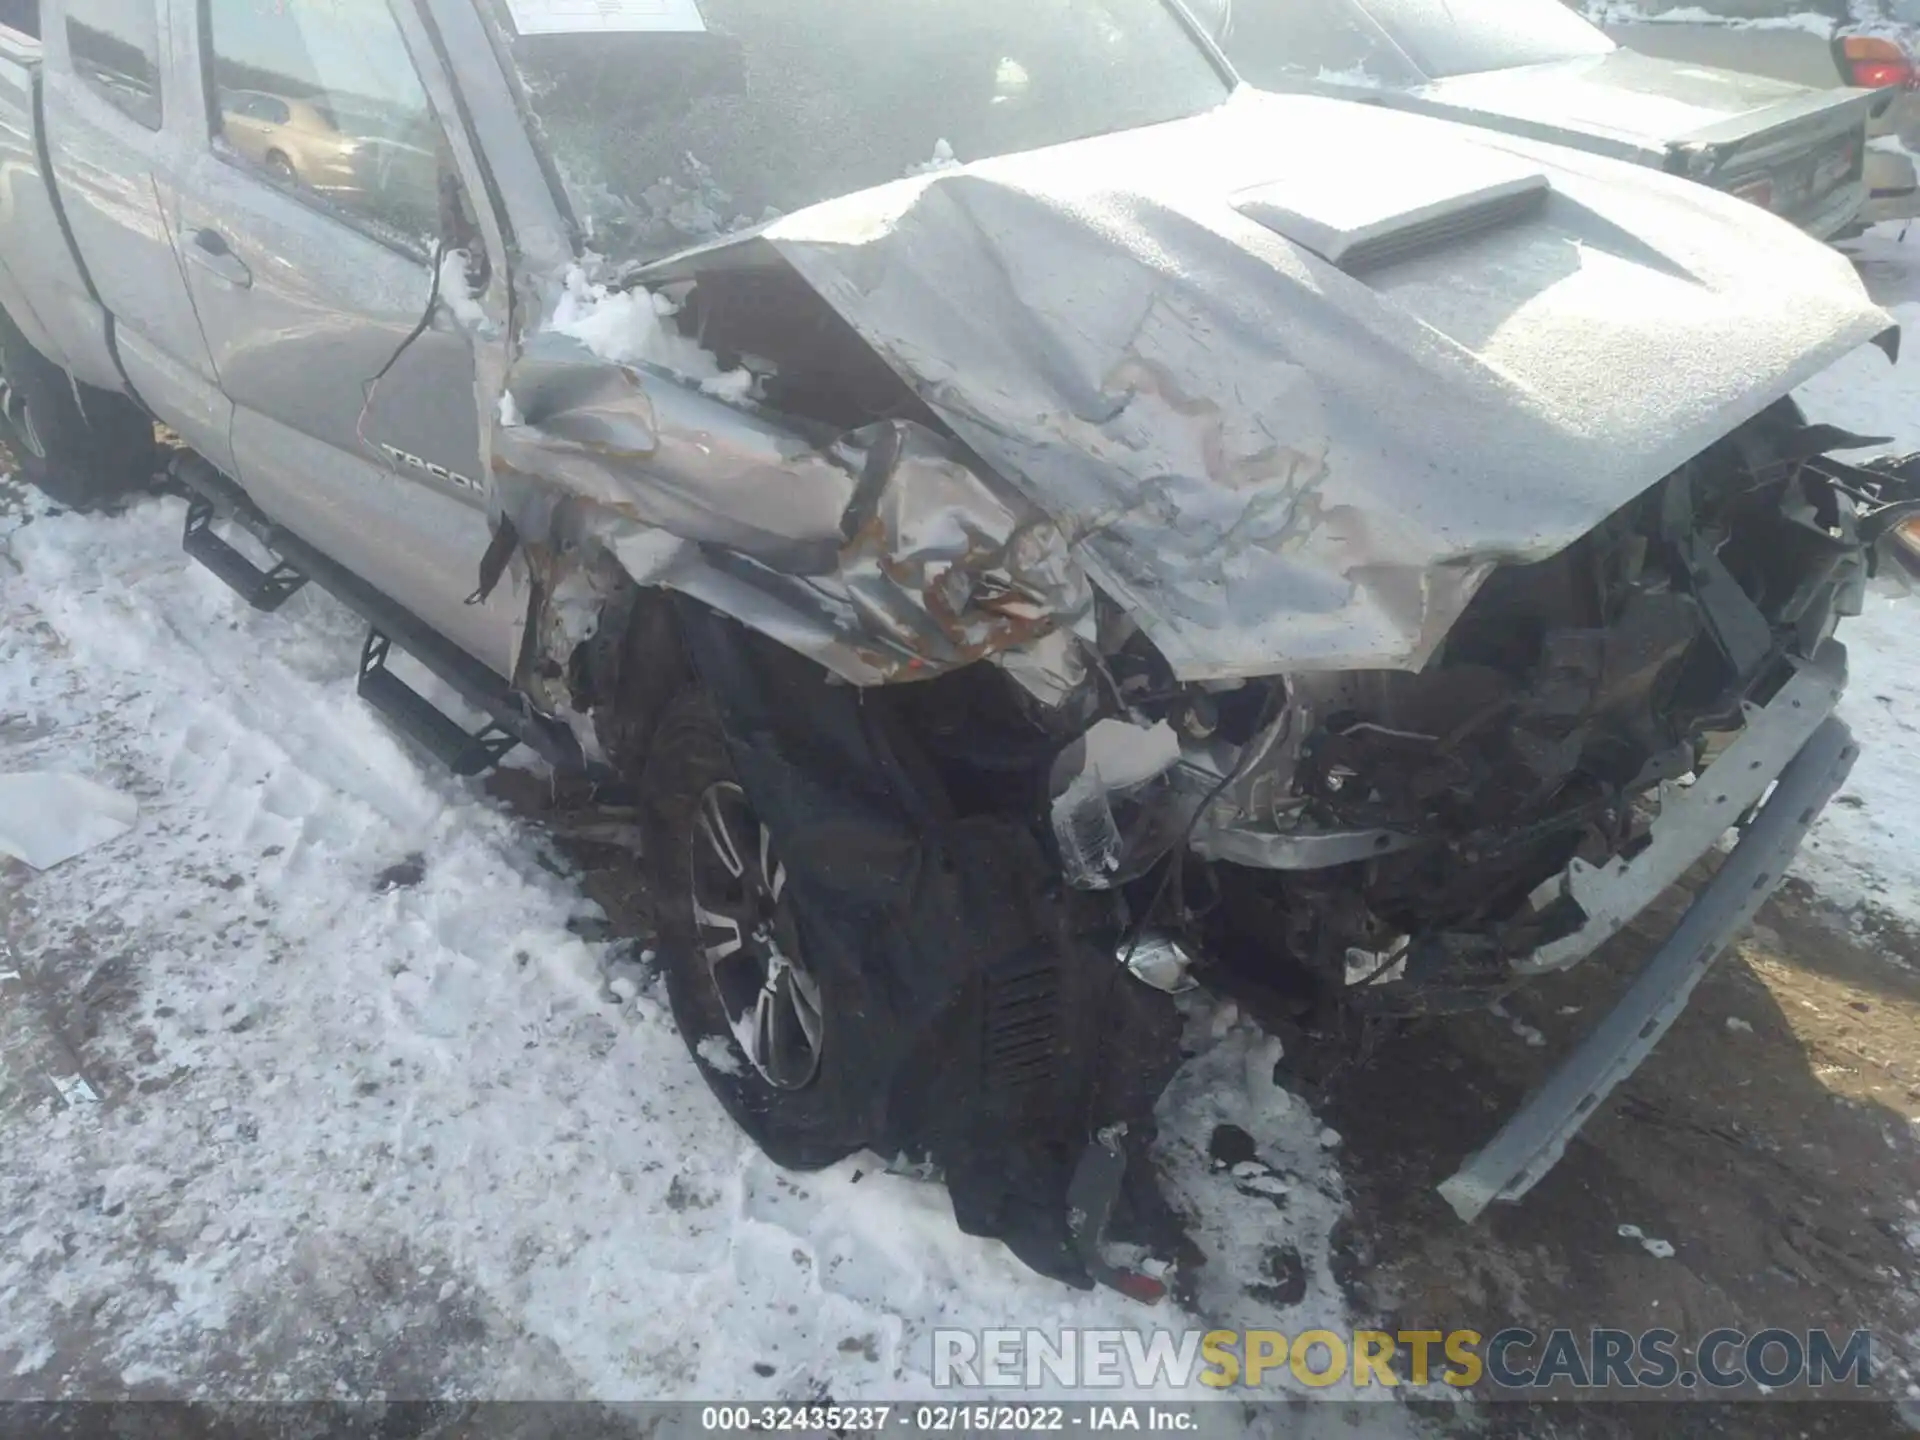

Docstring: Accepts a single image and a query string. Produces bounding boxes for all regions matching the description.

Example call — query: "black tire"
[640,684,873,1170]
[265,152,298,189]
[0,308,155,510]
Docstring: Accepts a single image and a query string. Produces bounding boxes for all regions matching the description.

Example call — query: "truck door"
[41,0,233,472]
[165,0,519,675]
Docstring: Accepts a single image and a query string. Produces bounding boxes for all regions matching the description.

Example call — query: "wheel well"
[574,586,692,780]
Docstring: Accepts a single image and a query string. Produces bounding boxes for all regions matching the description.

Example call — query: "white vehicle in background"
[1214,0,1880,238]
[1587,0,1920,226]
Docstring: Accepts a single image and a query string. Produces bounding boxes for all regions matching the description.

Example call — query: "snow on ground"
[1793,259,1920,936]
[0,483,1379,1410]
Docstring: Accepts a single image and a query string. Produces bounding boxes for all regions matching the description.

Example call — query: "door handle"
[184,228,252,289]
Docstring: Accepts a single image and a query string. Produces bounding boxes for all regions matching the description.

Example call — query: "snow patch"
[438,250,489,330]
[1152,999,1360,1380]
[548,266,755,402]
[1315,65,1387,89]
[905,138,961,177]
[1490,999,1547,1049]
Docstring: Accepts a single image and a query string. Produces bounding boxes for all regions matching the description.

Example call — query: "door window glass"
[66,0,162,129]
[204,0,447,250]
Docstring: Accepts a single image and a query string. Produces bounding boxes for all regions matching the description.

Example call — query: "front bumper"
[1440,654,1855,1221]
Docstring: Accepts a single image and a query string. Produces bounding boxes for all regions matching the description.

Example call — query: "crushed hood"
[509,90,1893,686]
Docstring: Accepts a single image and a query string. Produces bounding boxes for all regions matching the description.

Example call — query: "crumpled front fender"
[492,332,1091,688]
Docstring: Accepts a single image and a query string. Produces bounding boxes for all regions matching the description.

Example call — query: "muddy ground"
[1324,876,1920,1440]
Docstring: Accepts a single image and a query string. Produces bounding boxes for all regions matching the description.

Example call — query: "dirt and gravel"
[1330,877,1920,1437]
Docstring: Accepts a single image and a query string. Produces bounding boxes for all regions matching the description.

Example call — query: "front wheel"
[640,685,875,1169]
[0,308,155,510]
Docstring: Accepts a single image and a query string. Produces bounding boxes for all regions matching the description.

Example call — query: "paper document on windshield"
[505,0,704,34]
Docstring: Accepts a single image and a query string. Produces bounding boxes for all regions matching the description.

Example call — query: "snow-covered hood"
[502,91,1893,688]
[735,91,1892,678]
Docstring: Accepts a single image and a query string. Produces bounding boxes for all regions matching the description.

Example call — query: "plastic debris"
[0,772,137,870]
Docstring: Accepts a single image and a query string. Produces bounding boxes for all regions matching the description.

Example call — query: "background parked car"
[1212,0,1881,238]
[218,89,354,190]
[1584,0,1920,226]
[215,85,441,240]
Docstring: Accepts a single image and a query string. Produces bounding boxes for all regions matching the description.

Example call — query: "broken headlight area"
[1033,407,1914,1019]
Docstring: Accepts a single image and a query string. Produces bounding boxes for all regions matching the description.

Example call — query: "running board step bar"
[182,498,308,611]
[358,630,520,777]
[169,453,591,779]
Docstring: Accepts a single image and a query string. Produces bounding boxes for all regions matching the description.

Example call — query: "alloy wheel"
[688,782,824,1090]
[0,366,46,460]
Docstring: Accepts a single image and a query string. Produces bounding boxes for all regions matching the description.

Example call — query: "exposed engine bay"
[983,402,1909,1019]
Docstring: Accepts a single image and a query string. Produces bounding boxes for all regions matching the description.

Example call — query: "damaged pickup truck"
[2,0,1917,1290]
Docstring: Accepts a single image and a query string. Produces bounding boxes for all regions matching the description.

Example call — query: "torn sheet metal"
[497,331,855,573]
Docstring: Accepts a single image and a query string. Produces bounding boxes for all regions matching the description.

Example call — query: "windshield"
[1227,0,1610,89]
[488,0,1232,264]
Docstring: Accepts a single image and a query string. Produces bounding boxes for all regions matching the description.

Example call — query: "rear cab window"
[66,0,161,127]
[0,0,39,40]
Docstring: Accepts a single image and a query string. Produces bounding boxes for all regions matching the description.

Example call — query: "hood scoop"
[1233,144,1549,273]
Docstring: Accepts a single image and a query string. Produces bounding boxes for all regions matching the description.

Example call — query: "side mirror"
[1184,0,1232,46]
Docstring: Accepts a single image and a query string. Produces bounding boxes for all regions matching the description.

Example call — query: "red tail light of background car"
[1841,35,1918,89]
